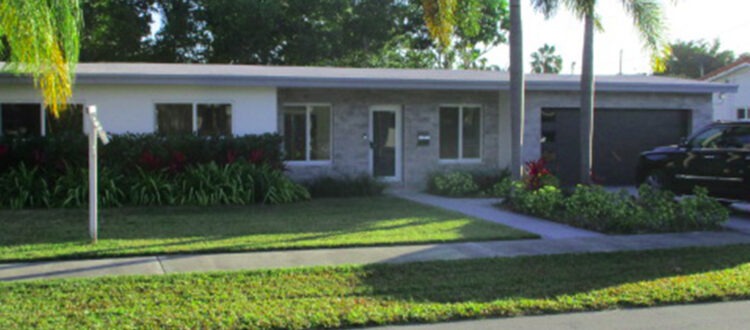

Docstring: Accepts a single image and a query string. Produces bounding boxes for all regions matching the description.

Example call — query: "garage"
[541,108,691,186]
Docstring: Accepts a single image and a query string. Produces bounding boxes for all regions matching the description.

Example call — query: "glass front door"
[371,107,401,180]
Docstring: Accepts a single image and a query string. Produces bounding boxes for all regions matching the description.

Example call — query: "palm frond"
[0,0,81,118]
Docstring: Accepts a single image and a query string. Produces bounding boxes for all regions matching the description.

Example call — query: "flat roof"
[0,62,738,94]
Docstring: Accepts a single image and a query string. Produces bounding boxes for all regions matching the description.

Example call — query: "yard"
[0,196,533,262]
[3,244,750,329]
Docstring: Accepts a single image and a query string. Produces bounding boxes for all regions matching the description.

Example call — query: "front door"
[370,106,401,181]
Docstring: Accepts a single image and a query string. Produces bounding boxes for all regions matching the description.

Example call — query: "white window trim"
[153,101,234,135]
[281,103,333,165]
[438,104,483,163]
[0,102,86,137]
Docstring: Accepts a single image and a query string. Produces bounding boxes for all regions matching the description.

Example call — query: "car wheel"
[644,170,667,190]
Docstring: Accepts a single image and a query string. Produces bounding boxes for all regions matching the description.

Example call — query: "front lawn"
[3,244,750,329]
[0,196,533,262]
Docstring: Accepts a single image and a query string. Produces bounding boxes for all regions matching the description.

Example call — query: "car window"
[720,126,750,150]
[688,127,725,149]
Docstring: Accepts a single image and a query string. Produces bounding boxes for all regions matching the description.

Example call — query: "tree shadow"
[357,245,750,304]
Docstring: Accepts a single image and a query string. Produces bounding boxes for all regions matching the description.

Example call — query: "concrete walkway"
[390,190,605,239]
[3,231,750,282]
[372,300,750,330]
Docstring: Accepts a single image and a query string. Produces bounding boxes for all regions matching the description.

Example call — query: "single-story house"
[0,63,737,187]
[702,56,750,121]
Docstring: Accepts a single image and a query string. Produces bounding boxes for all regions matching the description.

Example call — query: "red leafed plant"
[524,158,555,190]
[226,149,238,164]
[138,150,162,171]
[248,149,264,164]
[0,144,8,157]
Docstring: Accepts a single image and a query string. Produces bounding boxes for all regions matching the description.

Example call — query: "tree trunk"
[509,0,524,180]
[579,12,595,185]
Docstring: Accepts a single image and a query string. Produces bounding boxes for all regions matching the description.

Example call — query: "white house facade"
[703,57,750,121]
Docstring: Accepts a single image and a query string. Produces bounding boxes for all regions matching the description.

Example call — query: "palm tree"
[531,43,563,73]
[509,0,524,180]
[532,0,667,184]
[0,0,82,117]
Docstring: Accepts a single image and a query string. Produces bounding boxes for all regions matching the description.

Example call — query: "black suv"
[636,121,750,201]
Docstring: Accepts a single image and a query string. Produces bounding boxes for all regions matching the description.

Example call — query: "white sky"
[484,0,750,74]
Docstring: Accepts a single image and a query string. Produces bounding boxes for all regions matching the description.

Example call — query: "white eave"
[0,62,738,94]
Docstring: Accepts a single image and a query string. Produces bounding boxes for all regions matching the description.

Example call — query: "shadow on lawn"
[0,197,528,261]
[358,245,750,304]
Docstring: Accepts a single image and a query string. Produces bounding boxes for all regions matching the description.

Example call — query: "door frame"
[369,105,402,182]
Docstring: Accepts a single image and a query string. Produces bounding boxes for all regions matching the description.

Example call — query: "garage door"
[541,108,691,186]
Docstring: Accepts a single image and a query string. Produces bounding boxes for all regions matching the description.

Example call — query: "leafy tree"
[150,0,210,62]
[530,43,562,73]
[80,0,155,62]
[656,39,735,78]
[0,0,81,117]
[532,0,667,184]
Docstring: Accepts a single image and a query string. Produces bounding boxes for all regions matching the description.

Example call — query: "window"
[719,126,750,150]
[1,103,84,137]
[738,108,749,120]
[156,103,232,135]
[46,104,83,135]
[688,126,725,149]
[282,104,331,162]
[439,105,481,160]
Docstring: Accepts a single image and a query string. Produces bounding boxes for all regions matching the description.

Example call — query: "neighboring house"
[0,63,736,187]
[703,57,750,121]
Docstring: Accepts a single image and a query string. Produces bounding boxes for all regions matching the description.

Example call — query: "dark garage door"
[541,108,690,186]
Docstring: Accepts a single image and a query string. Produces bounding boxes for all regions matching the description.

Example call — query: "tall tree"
[532,0,667,184]
[656,39,735,79]
[80,0,154,62]
[0,0,82,117]
[530,43,563,73]
[150,0,209,62]
[509,0,524,179]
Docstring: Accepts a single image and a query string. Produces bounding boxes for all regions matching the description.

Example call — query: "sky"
[484,0,750,75]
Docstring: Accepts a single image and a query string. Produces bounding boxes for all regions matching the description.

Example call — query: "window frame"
[153,101,233,136]
[0,101,86,137]
[438,104,483,163]
[281,103,333,165]
[737,108,749,120]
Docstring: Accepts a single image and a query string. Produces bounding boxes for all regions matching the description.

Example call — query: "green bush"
[485,177,514,198]
[502,181,729,234]
[0,162,309,209]
[0,133,284,176]
[304,174,386,198]
[505,184,564,219]
[429,171,480,197]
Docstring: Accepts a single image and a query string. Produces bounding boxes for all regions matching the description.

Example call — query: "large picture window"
[1,103,83,137]
[282,104,331,162]
[155,103,232,136]
[439,105,481,160]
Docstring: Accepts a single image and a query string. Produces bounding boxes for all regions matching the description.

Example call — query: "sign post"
[86,106,109,243]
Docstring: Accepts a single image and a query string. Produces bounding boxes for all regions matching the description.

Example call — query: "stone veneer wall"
[278,88,503,189]
[278,88,714,189]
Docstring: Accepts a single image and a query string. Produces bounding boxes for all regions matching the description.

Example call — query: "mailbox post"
[86,106,109,242]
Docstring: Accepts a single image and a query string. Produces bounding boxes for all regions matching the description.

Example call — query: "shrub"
[429,171,480,197]
[523,158,559,191]
[485,177,514,198]
[0,133,284,176]
[470,168,511,192]
[505,184,564,219]
[502,180,730,234]
[0,162,309,209]
[305,174,386,198]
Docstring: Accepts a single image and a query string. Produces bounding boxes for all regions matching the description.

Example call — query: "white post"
[88,106,98,242]
[86,105,109,243]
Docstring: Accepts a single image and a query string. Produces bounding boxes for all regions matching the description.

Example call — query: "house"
[0,63,736,187]
[702,56,750,121]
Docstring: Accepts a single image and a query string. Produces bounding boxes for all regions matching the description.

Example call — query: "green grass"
[3,245,750,329]
[0,196,533,262]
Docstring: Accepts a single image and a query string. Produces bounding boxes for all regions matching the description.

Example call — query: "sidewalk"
[3,231,750,282]
[371,300,750,330]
